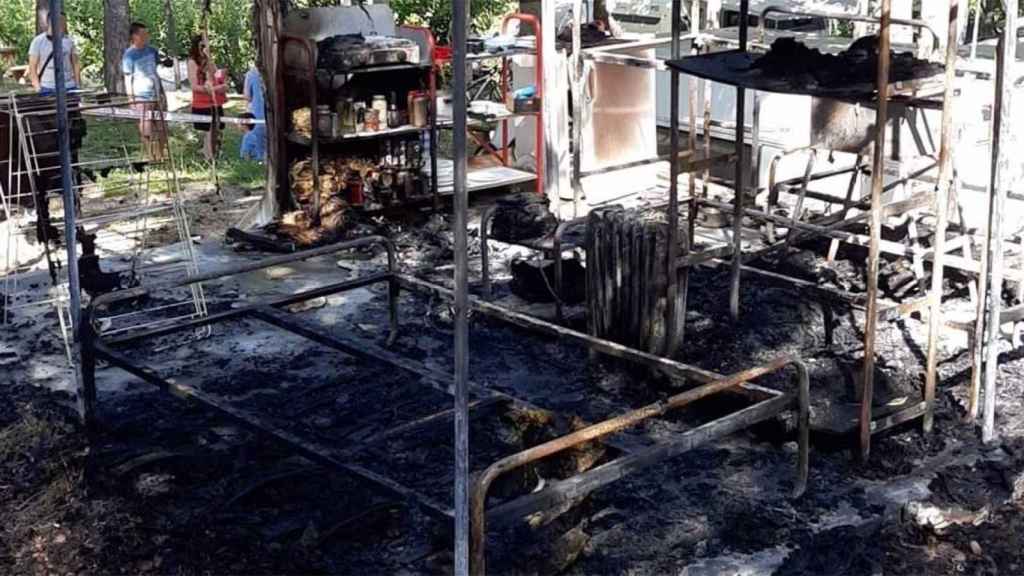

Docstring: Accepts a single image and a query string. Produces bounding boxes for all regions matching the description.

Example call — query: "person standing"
[27,11,81,95]
[187,35,228,161]
[122,22,167,161]
[240,66,266,161]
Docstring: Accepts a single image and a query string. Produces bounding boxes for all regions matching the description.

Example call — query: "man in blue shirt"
[240,67,266,161]
[238,112,265,162]
[122,22,166,160]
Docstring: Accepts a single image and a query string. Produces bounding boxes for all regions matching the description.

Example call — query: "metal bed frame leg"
[79,320,98,432]
[860,0,893,462]
[665,0,684,352]
[387,244,400,346]
[452,0,471,572]
[924,0,960,433]
[981,1,1016,443]
[480,206,496,298]
[729,0,750,322]
[794,360,810,498]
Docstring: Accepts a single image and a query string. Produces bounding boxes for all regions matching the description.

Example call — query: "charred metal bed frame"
[653,1,965,460]
[80,235,808,576]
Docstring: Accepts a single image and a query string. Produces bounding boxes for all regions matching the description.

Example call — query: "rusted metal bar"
[870,401,929,435]
[861,0,893,461]
[981,2,1017,443]
[104,272,390,346]
[89,236,397,312]
[577,150,698,179]
[399,274,724,385]
[730,0,750,322]
[765,146,814,243]
[783,149,819,249]
[677,244,735,269]
[924,0,960,433]
[699,198,925,257]
[486,392,792,527]
[470,356,807,573]
[360,397,505,448]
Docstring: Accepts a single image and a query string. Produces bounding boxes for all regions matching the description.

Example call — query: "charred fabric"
[752,35,943,88]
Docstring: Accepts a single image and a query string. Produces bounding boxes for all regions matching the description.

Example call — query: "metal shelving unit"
[279,30,440,214]
[434,13,545,198]
[661,0,963,459]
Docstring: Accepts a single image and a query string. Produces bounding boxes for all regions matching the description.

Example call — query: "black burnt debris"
[752,35,943,88]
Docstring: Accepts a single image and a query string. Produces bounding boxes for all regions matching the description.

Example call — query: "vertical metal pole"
[48,0,85,423]
[430,66,440,210]
[453,4,470,576]
[982,0,1016,443]
[666,0,682,350]
[969,5,981,60]
[571,0,583,219]
[860,0,892,461]
[924,0,960,434]
[729,0,748,321]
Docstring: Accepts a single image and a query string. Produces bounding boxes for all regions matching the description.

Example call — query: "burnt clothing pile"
[316,34,420,71]
[489,193,558,243]
[752,36,942,88]
[556,22,612,48]
[510,258,586,304]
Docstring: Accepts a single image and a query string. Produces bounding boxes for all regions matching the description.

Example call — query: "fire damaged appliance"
[264,5,439,250]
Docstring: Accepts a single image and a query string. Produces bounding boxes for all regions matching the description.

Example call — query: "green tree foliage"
[390,0,514,43]
[0,0,37,60]
[2,0,252,89]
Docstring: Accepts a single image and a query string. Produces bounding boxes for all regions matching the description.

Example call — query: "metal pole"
[924,0,960,433]
[571,0,583,219]
[666,0,682,350]
[453,3,470,575]
[860,0,892,461]
[982,0,1017,443]
[48,0,85,422]
[729,0,748,321]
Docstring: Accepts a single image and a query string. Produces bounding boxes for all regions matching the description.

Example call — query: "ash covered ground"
[4,202,1024,575]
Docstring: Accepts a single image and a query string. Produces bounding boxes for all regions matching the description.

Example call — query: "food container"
[330,112,341,139]
[410,93,429,127]
[353,102,367,132]
[364,108,381,132]
[387,103,402,128]
[316,104,333,135]
[346,174,365,206]
[337,98,356,134]
[371,95,388,123]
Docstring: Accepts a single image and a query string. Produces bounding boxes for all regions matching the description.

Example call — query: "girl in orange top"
[187,35,228,160]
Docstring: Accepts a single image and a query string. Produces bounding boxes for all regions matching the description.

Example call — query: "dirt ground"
[5,187,1024,575]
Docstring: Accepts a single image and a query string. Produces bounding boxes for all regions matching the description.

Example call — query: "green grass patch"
[78,98,265,198]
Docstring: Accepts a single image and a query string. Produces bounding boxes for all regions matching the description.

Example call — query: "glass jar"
[337,98,356,134]
[364,108,381,132]
[370,95,388,126]
[316,104,332,136]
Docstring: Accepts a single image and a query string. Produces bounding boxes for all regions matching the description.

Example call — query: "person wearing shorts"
[188,35,228,161]
[122,22,166,161]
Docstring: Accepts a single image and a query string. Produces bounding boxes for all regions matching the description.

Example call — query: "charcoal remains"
[489,193,558,243]
[752,36,942,89]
